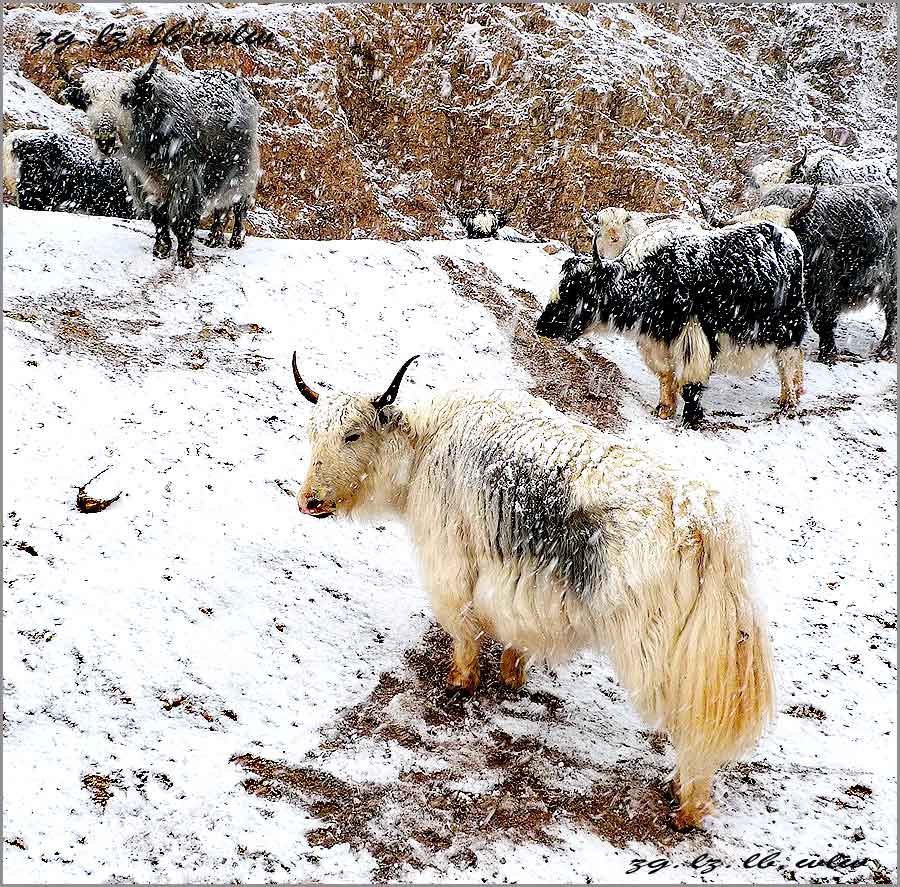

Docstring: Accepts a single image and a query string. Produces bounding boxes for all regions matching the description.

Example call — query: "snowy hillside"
[3,209,896,883]
[3,2,896,239]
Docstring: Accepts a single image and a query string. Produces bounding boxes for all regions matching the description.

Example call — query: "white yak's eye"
[344,433,361,444]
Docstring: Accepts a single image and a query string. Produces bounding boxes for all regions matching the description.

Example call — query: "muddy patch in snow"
[4,282,270,375]
[233,625,689,880]
[436,255,625,431]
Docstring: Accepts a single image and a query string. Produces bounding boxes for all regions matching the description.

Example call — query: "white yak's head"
[738,147,809,198]
[291,353,419,519]
[587,207,650,259]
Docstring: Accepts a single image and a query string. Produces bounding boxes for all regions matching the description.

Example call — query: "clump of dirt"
[4,282,268,374]
[158,693,235,727]
[436,255,625,430]
[233,624,692,881]
[82,773,122,809]
[785,703,827,721]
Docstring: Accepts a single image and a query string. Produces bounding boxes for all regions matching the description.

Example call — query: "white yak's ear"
[374,404,401,431]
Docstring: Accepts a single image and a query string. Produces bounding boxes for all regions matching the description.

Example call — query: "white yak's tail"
[664,482,775,828]
[673,317,712,386]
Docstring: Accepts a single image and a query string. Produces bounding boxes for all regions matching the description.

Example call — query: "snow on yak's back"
[289,354,775,831]
[536,220,807,426]
[3,128,139,217]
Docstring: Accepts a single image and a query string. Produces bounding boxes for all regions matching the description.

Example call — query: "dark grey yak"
[705,183,897,362]
[59,54,260,267]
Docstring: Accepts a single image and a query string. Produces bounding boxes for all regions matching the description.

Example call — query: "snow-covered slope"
[3,208,896,883]
[3,3,896,239]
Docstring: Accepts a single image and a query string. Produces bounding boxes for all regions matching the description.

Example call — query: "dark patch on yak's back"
[455,411,609,598]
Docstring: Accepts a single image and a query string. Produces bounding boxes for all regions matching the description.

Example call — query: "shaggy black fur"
[457,208,510,239]
[536,222,807,422]
[62,57,259,267]
[760,183,897,361]
[5,129,139,218]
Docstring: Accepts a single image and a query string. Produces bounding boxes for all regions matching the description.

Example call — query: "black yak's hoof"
[682,410,704,429]
[229,234,245,250]
[207,232,226,248]
[177,250,195,269]
[817,347,838,365]
[153,239,171,259]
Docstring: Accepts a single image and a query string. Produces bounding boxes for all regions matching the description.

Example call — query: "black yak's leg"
[170,178,203,268]
[207,208,227,248]
[681,383,705,428]
[150,204,172,259]
[875,289,896,360]
[813,312,838,364]
[775,346,804,410]
[173,220,198,268]
[229,200,247,249]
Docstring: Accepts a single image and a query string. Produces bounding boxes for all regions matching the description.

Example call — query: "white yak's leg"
[499,647,528,690]
[422,540,482,694]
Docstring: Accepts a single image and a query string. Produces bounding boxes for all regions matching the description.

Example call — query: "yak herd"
[5,53,898,832]
[6,54,895,420]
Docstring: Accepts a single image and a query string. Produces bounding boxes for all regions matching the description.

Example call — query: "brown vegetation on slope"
[3,3,895,240]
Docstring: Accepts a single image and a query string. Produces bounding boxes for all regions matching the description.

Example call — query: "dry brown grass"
[4,4,892,240]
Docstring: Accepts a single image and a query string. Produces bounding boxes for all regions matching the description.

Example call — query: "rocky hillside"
[3,3,896,240]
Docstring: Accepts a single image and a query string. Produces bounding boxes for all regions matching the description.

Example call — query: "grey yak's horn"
[790,185,818,223]
[373,355,419,410]
[789,145,809,179]
[291,351,319,404]
[137,49,162,82]
[699,196,732,228]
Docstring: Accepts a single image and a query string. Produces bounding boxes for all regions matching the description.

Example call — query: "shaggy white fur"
[592,207,700,260]
[2,131,22,197]
[296,382,776,829]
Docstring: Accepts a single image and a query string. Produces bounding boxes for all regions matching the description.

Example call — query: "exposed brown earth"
[4,4,894,239]
[233,625,690,882]
[436,255,625,429]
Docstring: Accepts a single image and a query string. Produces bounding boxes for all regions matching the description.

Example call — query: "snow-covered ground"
[3,208,896,883]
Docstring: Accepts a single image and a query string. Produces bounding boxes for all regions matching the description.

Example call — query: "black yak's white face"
[66,70,139,157]
[747,159,794,197]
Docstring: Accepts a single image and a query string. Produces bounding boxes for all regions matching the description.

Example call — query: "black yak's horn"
[56,58,81,85]
[291,351,319,404]
[732,157,753,180]
[138,49,162,82]
[373,355,419,410]
[790,185,818,223]
[698,196,717,226]
[591,229,600,263]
